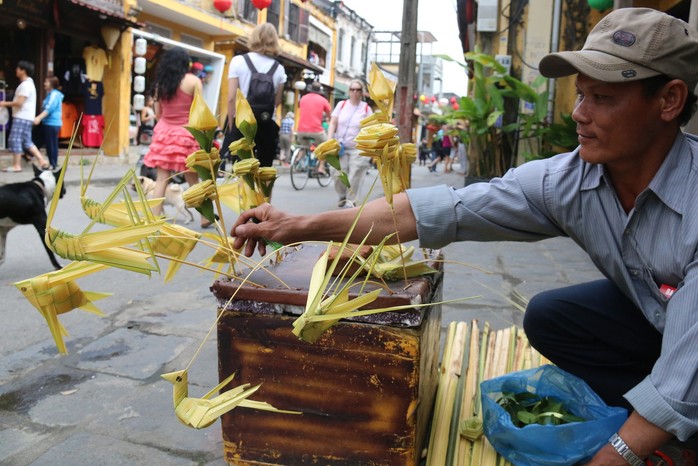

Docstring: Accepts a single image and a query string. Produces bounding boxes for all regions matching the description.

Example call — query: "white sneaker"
[338,199,355,209]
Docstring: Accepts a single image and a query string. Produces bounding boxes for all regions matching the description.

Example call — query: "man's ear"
[659,79,688,123]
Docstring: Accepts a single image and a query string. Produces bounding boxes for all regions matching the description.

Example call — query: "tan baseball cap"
[539,8,698,91]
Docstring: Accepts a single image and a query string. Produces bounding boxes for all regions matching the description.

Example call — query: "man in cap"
[297,81,332,174]
[231,8,698,463]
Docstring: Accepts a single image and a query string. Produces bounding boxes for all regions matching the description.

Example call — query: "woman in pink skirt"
[143,47,210,227]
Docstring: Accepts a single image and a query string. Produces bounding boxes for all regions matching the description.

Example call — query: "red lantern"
[452,102,460,110]
[213,0,233,13]
[450,96,457,104]
[251,0,272,9]
[431,96,437,103]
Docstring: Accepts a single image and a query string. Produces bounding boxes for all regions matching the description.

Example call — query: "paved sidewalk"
[0,147,604,465]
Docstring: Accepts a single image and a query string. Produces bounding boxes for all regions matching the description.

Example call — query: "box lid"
[211,244,443,328]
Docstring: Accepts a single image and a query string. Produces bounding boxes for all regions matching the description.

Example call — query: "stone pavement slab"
[0,147,603,465]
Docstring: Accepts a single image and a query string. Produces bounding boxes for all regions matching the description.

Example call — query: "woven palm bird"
[161,369,300,429]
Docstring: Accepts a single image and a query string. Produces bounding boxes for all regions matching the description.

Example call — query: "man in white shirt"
[0,61,49,172]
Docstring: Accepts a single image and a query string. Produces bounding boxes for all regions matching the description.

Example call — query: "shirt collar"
[577,133,690,215]
[578,148,605,191]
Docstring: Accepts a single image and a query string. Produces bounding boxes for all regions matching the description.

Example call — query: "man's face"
[572,74,663,167]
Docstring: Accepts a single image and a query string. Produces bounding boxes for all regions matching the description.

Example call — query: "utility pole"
[395,0,419,143]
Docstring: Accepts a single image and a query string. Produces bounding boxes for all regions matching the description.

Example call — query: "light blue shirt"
[407,132,698,440]
[41,89,64,127]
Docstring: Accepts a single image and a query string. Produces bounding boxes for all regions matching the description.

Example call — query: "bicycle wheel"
[290,148,310,190]
[315,156,332,187]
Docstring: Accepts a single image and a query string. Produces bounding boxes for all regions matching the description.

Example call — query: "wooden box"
[211,245,443,466]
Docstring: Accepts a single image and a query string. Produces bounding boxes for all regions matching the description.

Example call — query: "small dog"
[133,176,195,224]
[0,165,66,270]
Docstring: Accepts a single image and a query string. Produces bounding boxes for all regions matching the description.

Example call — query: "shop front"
[0,0,140,156]
[130,30,226,120]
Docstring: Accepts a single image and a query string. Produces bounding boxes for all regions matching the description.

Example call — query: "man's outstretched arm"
[231,192,419,256]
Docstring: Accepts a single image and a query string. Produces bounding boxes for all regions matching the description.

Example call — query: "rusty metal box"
[211,244,443,466]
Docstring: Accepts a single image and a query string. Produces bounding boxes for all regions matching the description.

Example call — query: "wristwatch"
[609,433,646,466]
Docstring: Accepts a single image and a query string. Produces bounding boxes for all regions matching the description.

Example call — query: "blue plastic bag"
[481,365,628,466]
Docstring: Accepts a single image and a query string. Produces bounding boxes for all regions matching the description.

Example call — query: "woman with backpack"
[224,23,287,168]
[327,79,373,208]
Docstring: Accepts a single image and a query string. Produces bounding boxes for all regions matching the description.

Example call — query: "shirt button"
[624,229,631,235]
[631,270,639,276]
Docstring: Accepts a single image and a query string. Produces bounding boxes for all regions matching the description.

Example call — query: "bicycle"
[289,137,332,190]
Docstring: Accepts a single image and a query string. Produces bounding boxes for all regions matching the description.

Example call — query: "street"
[0,157,602,465]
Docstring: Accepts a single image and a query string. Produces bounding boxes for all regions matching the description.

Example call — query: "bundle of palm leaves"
[425,321,550,465]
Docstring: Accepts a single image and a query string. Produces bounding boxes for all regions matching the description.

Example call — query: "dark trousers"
[221,118,279,168]
[523,279,662,409]
[42,125,60,168]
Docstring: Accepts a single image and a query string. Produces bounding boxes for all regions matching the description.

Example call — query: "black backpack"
[243,54,279,121]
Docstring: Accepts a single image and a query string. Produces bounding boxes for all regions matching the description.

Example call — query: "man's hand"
[583,412,672,465]
[231,204,294,257]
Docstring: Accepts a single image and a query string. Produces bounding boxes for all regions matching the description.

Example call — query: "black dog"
[0,165,66,270]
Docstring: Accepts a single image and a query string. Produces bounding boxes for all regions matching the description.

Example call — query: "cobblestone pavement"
[0,148,601,465]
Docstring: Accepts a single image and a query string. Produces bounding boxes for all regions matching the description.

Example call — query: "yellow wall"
[104,0,337,153]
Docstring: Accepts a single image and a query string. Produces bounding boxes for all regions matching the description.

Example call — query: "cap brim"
[539,50,661,82]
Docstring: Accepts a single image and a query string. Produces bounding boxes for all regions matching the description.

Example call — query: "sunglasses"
[349,88,362,92]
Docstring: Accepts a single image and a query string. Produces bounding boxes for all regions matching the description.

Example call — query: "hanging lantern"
[134,37,147,56]
[133,93,145,111]
[438,97,448,106]
[251,0,272,10]
[430,96,437,103]
[100,25,120,51]
[134,75,146,93]
[419,94,426,103]
[452,102,460,111]
[450,96,457,104]
[213,0,233,13]
[134,57,146,75]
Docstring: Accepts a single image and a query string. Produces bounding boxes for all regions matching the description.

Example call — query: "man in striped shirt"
[232,8,698,463]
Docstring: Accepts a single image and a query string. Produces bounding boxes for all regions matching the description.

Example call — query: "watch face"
[0,107,8,126]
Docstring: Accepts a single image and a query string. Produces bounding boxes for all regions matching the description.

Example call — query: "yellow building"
[0,0,335,157]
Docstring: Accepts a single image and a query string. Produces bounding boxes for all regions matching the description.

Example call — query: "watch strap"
[609,433,646,466]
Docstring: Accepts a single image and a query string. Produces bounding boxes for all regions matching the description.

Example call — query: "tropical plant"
[437,51,577,178]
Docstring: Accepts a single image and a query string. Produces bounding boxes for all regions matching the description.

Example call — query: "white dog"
[133,176,195,224]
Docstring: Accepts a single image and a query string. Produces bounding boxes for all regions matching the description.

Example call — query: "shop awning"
[278,52,324,74]
[235,37,323,74]
[66,0,142,29]
[332,81,349,100]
